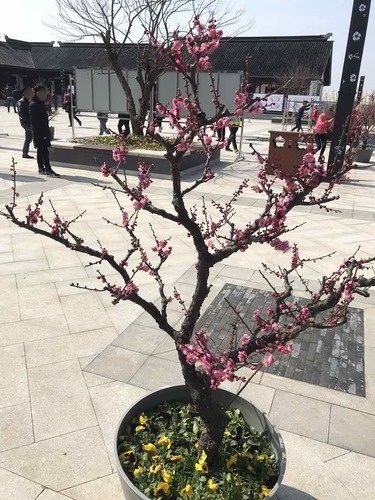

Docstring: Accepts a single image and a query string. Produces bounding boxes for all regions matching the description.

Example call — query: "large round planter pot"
[114,385,286,500]
[354,148,373,163]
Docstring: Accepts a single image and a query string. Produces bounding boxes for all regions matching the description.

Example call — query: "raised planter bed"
[50,141,220,175]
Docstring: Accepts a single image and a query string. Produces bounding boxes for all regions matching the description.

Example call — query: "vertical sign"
[328,0,371,173]
[357,75,365,101]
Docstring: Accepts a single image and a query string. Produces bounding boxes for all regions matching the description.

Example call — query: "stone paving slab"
[197,283,366,396]
[0,427,112,491]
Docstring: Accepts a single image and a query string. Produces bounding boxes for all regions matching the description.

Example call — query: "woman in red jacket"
[314,107,335,161]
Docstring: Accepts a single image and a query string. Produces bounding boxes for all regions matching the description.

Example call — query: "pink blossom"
[278,342,295,354]
[122,211,129,227]
[234,108,244,116]
[270,238,291,253]
[240,333,251,348]
[176,141,189,152]
[204,135,213,146]
[252,185,263,193]
[238,351,248,362]
[112,145,128,164]
[133,195,149,211]
[148,123,155,134]
[101,162,111,177]
[123,280,139,297]
[262,353,275,368]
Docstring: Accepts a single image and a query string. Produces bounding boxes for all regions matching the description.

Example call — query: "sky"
[0,0,374,93]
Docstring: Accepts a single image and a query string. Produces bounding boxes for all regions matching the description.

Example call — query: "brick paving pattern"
[197,283,365,396]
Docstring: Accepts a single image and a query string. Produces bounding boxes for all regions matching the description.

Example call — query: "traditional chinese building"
[0,34,333,97]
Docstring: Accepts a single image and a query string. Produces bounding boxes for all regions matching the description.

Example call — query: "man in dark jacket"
[291,100,311,132]
[29,84,60,177]
[12,85,23,105]
[4,84,16,113]
[18,86,34,159]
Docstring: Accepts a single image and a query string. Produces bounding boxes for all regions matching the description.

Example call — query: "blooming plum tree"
[2,18,375,466]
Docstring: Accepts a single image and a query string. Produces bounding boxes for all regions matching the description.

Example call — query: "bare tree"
[275,63,315,96]
[49,0,243,135]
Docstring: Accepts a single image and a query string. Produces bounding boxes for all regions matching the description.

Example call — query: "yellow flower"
[118,450,134,462]
[259,485,272,498]
[150,464,163,474]
[139,415,148,425]
[198,450,207,464]
[161,468,173,483]
[226,455,238,471]
[195,450,208,473]
[152,455,163,462]
[143,443,157,454]
[133,466,144,477]
[153,482,170,497]
[180,484,193,497]
[257,454,268,462]
[170,455,183,462]
[135,425,145,432]
[157,436,171,449]
[195,462,208,473]
[207,478,218,492]
[194,442,199,449]
[224,430,231,437]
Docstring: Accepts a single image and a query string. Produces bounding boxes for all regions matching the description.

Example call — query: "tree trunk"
[178,349,229,465]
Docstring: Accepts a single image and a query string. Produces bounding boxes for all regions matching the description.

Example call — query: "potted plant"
[2,18,375,500]
[353,92,375,163]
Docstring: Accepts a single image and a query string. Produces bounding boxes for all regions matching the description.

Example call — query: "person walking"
[118,113,131,136]
[29,84,60,177]
[314,107,335,161]
[226,115,241,153]
[4,84,17,113]
[291,100,311,132]
[64,91,82,127]
[311,105,319,127]
[97,112,110,135]
[18,86,34,159]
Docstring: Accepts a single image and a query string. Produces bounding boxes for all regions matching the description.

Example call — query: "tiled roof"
[0,35,333,84]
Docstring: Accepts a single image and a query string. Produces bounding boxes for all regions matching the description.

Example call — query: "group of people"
[17,84,60,177]
[96,112,132,136]
[292,100,335,161]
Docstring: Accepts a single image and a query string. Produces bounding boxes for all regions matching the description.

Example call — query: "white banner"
[253,93,284,112]
[288,95,320,113]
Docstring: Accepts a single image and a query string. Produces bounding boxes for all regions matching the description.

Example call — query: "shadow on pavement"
[276,485,317,499]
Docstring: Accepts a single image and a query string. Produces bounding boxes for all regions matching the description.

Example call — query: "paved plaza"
[0,107,375,499]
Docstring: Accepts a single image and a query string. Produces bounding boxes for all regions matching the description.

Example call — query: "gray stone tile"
[277,431,355,499]
[18,283,63,320]
[0,427,112,491]
[0,252,13,263]
[16,266,88,288]
[60,293,112,333]
[301,436,349,463]
[38,490,71,499]
[25,326,117,367]
[0,275,20,324]
[84,372,114,387]
[112,323,167,355]
[0,344,29,409]
[0,315,70,347]
[134,309,183,328]
[328,451,375,498]
[84,345,148,383]
[268,391,330,442]
[11,233,45,262]
[0,467,43,500]
[329,405,375,457]
[0,402,34,452]
[28,359,97,441]
[62,474,124,500]
[0,259,49,276]
[89,381,147,467]
[129,355,184,391]
[45,247,82,269]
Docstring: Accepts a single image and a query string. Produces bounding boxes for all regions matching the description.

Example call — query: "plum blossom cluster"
[152,239,172,260]
[179,331,246,389]
[25,194,44,226]
[106,280,139,303]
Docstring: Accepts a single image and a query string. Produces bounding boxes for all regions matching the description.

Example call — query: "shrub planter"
[114,385,286,500]
[354,148,373,163]
[50,142,220,175]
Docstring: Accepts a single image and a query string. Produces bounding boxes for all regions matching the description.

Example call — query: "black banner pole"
[327,0,371,174]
